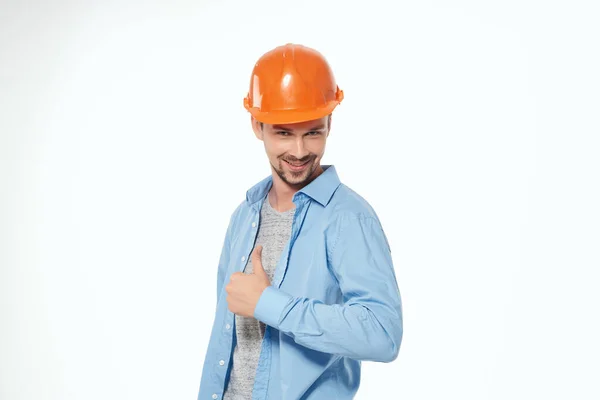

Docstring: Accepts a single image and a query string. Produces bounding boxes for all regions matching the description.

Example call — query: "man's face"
[253,115,331,187]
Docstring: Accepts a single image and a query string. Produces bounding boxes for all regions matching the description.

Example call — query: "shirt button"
[252,222,256,227]
[219,359,225,366]
[241,256,246,262]
[212,394,218,399]
[225,323,231,329]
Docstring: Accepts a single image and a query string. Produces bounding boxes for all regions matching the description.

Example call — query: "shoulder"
[229,199,246,225]
[324,183,389,248]
[328,183,382,222]
[323,184,393,261]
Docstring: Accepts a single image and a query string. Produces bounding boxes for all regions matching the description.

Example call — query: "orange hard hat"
[243,43,344,124]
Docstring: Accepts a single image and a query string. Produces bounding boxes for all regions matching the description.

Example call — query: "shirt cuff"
[253,285,294,329]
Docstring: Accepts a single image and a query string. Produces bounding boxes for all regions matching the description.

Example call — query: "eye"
[276,131,290,136]
[307,131,321,136]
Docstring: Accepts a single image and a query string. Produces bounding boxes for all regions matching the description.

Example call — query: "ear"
[251,116,264,140]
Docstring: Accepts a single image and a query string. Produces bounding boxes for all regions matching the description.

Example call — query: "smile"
[283,159,310,171]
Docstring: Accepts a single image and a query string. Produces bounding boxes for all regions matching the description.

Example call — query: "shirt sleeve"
[253,214,403,363]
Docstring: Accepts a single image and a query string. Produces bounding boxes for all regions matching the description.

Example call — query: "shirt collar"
[245,164,341,209]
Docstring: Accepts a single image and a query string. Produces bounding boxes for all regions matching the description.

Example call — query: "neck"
[268,164,324,212]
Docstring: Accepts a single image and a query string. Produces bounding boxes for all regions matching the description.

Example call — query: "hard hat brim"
[245,100,340,125]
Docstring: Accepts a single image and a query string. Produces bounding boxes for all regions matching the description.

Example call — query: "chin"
[274,159,316,185]
[287,167,313,183]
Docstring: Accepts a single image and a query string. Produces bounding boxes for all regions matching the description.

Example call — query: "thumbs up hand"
[225,245,271,318]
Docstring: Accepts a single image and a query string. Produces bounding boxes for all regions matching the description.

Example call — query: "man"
[198,43,403,400]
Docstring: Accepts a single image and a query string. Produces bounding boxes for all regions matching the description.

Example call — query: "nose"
[289,136,310,160]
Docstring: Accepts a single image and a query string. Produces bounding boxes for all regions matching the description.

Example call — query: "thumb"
[252,245,268,278]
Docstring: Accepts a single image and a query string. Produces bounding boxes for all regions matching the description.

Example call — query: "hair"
[260,114,332,131]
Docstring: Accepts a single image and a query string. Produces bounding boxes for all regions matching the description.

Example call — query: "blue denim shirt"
[198,165,403,400]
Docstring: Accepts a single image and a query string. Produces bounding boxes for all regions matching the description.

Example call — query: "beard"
[272,156,316,186]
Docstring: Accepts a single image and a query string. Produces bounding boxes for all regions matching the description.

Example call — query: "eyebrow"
[272,124,326,132]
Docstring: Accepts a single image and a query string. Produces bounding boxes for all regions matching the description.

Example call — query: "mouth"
[283,159,310,171]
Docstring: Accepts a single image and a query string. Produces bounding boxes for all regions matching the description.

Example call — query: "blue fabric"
[198,165,403,400]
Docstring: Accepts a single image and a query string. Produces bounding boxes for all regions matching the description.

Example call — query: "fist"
[225,245,271,318]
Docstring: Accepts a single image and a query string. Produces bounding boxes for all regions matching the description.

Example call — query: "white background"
[1,0,599,399]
